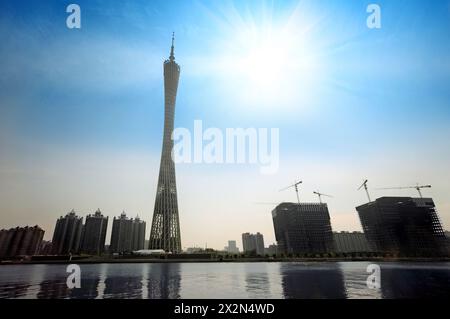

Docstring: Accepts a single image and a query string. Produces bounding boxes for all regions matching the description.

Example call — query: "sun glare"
[211,3,324,112]
[240,35,290,88]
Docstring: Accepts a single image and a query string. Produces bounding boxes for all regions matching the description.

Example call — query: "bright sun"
[241,36,290,88]
[212,3,323,111]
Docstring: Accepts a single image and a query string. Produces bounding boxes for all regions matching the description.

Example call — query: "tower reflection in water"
[280,263,347,299]
[102,263,181,299]
[103,264,144,299]
[147,263,181,299]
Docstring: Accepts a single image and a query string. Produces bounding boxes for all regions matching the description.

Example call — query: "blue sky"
[1,0,450,249]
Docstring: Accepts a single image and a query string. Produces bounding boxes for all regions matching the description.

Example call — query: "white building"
[224,240,239,254]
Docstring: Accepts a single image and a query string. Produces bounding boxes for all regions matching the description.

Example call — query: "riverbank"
[1,256,450,265]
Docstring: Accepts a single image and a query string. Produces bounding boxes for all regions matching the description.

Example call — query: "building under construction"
[272,203,335,255]
[356,197,448,256]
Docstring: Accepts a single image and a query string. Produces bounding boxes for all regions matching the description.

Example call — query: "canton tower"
[149,33,182,253]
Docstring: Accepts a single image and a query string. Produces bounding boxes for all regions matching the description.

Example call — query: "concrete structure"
[38,240,53,255]
[265,244,278,256]
[52,210,83,255]
[132,216,146,251]
[272,203,335,255]
[149,34,182,253]
[0,226,44,258]
[242,232,265,255]
[110,212,146,254]
[80,209,108,255]
[333,231,373,253]
[224,240,239,254]
[356,197,447,256]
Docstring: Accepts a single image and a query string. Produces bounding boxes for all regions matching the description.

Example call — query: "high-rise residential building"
[80,209,108,255]
[242,233,253,254]
[132,216,146,251]
[242,232,265,255]
[255,233,265,255]
[0,226,44,258]
[149,34,182,253]
[333,231,373,253]
[225,240,239,254]
[110,212,146,254]
[110,212,132,253]
[356,197,448,256]
[51,210,83,255]
[272,203,335,255]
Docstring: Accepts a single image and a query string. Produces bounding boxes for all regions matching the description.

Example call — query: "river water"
[0,262,448,299]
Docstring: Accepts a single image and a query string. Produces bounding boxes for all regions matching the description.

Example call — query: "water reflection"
[95,263,109,299]
[380,264,450,299]
[37,265,69,299]
[0,262,449,299]
[0,282,31,299]
[281,263,347,299]
[103,264,145,299]
[338,262,382,299]
[244,263,272,298]
[0,265,46,299]
[147,263,181,299]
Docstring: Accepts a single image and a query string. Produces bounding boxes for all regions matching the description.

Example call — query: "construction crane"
[280,181,302,204]
[376,184,432,198]
[358,179,371,202]
[313,191,333,204]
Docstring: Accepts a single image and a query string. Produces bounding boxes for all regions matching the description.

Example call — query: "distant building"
[242,232,265,255]
[272,203,335,255]
[265,244,278,256]
[80,209,108,255]
[356,197,447,256]
[0,226,44,259]
[185,247,204,254]
[333,231,372,253]
[52,210,83,255]
[110,212,146,254]
[133,249,165,256]
[224,240,239,254]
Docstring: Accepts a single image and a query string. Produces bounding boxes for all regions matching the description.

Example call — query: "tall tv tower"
[149,33,182,253]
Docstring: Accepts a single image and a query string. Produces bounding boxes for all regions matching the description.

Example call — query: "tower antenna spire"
[150,30,182,253]
[170,32,175,61]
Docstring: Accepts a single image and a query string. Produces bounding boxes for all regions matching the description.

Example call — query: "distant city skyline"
[1,0,450,250]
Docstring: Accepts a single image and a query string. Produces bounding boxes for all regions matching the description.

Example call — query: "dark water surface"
[0,262,449,299]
